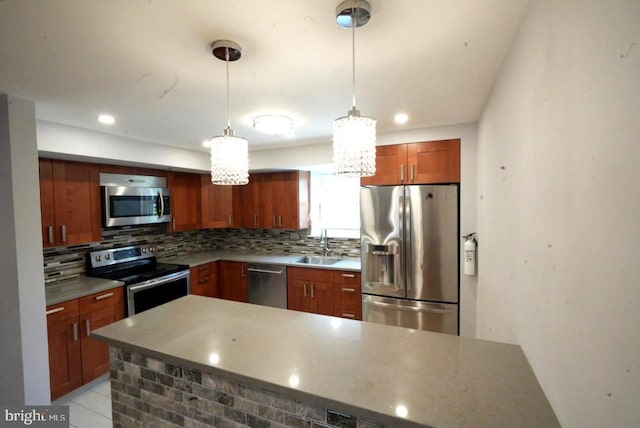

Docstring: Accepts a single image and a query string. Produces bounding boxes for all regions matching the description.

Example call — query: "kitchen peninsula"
[92,296,559,427]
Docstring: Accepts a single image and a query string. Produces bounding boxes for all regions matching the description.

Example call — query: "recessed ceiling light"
[394,113,409,124]
[252,114,295,136]
[97,114,116,125]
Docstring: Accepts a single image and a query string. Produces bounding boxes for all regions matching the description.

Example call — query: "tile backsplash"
[43,226,360,285]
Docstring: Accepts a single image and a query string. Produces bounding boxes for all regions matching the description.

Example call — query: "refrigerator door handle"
[367,299,454,314]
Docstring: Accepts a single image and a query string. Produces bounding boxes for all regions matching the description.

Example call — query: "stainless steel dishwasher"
[247,263,287,309]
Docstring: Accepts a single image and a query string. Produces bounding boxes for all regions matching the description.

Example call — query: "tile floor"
[53,375,112,428]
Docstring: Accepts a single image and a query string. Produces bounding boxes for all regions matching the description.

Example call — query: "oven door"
[103,185,172,227]
[126,270,190,316]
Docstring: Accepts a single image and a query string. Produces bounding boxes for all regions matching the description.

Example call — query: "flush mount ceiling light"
[332,0,376,177]
[252,114,295,135]
[209,40,249,185]
[97,114,115,125]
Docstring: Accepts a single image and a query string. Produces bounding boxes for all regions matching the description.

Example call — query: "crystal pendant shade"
[209,131,249,185]
[333,112,376,176]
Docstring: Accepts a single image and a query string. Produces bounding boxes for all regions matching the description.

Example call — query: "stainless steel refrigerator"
[360,184,459,335]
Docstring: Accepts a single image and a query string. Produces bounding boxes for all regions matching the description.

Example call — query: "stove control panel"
[88,245,157,269]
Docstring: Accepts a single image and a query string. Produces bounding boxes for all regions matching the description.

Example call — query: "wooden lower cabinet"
[287,267,335,316]
[333,271,362,320]
[190,262,219,297]
[219,261,248,303]
[46,287,125,400]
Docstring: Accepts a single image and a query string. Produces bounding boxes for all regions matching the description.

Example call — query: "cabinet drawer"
[333,271,360,286]
[288,267,334,282]
[46,299,79,325]
[78,287,124,315]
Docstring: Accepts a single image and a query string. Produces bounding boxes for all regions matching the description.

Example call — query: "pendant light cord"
[351,8,357,110]
[225,47,231,129]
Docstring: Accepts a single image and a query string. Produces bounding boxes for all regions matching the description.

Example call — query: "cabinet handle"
[198,278,209,284]
[85,319,91,336]
[342,313,356,319]
[61,225,67,242]
[46,306,64,315]
[410,164,415,181]
[253,215,258,226]
[311,284,315,298]
[72,322,79,342]
[400,164,404,182]
[228,214,232,226]
[341,273,355,278]
[48,226,54,244]
[303,284,307,297]
[95,292,114,301]
[342,287,356,293]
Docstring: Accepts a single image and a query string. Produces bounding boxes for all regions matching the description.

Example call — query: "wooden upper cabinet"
[260,171,310,229]
[233,175,261,228]
[201,175,233,228]
[39,159,102,247]
[408,139,460,184]
[360,139,460,186]
[168,172,201,232]
[360,144,408,186]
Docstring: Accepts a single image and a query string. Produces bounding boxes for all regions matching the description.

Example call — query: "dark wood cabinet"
[39,159,102,247]
[201,175,233,228]
[46,299,82,400]
[168,172,202,232]
[46,287,124,400]
[361,139,460,186]
[219,261,248,302]
[190,262,219,297]
[333,271,362,320]
[287,267,335,316]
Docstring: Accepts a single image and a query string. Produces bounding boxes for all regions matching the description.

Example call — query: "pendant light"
[332,0,376,177]
[209,40,249,185]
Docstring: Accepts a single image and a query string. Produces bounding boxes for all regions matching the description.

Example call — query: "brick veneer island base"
[93,295,559,428]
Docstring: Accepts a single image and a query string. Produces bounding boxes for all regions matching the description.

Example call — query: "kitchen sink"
[293,256,341,266]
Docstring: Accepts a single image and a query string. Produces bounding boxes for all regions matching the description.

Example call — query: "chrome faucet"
[320,228,332,256]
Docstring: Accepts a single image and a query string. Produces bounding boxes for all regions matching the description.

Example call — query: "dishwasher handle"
[247,268,284,275]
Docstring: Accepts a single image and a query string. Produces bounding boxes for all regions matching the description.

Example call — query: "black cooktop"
[91,261,187,285]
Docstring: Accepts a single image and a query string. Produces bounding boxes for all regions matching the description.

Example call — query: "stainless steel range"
[87,245,190,316]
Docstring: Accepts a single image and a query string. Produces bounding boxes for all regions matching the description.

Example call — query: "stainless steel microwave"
[100,173,172,227]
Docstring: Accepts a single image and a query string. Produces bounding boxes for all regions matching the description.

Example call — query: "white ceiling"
[0,0,529,153]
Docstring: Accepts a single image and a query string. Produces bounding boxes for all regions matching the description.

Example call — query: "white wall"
[476,0,640,426]
[0,94,50,404]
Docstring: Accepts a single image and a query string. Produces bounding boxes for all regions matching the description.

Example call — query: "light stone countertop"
[93,295,559,428]
[160,250,361,271]
[45,276,124,306]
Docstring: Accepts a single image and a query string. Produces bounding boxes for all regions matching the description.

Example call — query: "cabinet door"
[39,159,56,248]
[308,281,334,316]
[46,301,82,400]
[52,160,102,245]
[169,172,202,232]
[275,171,310,229]
[360,144,408,186]
[78,288,125,383]
[232,176,260,228]
[190,262,219,297]
[219,261,248,302]
[407,139,460,184]
[201,175,233,228]
[287,279,310,312]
